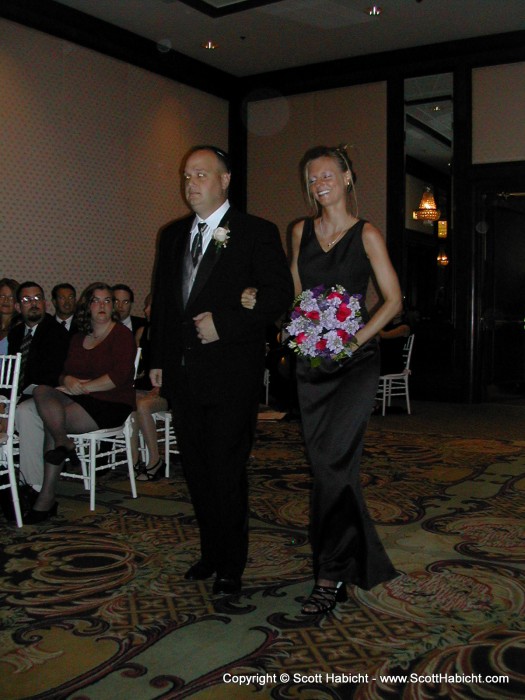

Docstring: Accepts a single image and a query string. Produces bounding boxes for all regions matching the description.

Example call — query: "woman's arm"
[379,324,410,339]
[79,374,116,393]
[60,374,116,395]
[134,325,144,348]
[244,220,304,311]
[290,220,304,297]
[352,223,402,348]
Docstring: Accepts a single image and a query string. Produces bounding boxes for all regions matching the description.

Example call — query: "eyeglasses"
[90,297,113,306]
[0,294,14,301]
[20,295,44,305]
[114,299,131,306]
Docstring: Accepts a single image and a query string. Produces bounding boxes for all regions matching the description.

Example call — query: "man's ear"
[221,172,231,193]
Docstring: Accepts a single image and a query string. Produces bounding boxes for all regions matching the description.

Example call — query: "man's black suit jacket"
[150,207,293,401]
[8,313,71,392]
[130,315,146,336]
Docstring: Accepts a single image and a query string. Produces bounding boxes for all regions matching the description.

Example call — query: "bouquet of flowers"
[285,285,363,367]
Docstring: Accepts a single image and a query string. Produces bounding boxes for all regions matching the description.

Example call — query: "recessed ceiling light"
[202,40,218,50]
[367,5,382,16]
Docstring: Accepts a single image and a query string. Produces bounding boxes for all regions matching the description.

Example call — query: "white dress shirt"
[121,316,133,332]
[190,199,230,256]
[55,315,74,331]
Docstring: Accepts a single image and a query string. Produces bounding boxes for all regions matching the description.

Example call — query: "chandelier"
[413,186,441,222]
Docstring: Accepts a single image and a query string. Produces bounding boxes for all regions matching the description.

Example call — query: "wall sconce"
[413,186,441,222]
[437,220,448,238]
[437,248,449,266]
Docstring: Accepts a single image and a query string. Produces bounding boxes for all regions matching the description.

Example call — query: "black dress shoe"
[24,502,58,525]
[184,561,215,581]
[44,445,80,467]
[212,575,242,595]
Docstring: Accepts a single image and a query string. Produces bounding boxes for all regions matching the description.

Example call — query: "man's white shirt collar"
[191,200,230,254]
[121,316,133,331]
[56,315,73,331]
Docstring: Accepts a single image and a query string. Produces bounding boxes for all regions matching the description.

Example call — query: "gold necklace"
[90,323,113,341]
[319,218,346,249]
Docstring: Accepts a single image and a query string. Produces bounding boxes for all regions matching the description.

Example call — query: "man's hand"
[193,312,219,344]
[241,287,257,310]
[150,369,163,388]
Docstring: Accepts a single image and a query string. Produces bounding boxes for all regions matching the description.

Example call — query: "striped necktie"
[191,222,206,267]
[18,328,33,391]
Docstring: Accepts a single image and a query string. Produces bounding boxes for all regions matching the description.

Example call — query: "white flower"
[213,225,230,249]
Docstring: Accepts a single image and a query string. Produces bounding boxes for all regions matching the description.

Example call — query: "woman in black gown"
[288,145,402,614]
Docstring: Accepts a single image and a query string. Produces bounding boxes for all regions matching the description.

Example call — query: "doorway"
[477,184,525,402]
[404,73,454,399]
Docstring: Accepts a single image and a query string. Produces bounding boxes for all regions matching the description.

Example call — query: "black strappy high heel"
[301,582,347,615]
[136,458,165,481]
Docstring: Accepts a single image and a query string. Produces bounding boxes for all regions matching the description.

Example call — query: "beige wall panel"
[0,19,228,312]
[247,82,387,255]
[473,62,525,164]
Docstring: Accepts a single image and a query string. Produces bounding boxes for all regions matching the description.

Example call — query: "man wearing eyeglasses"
[8,282,70,393]
[6,282,70,508]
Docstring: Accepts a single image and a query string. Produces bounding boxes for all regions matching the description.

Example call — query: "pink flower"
[337,329,350,343]
[336,303,352,322]
[305,310,320,321]
[296,332,307,345]
[316,338,327,351]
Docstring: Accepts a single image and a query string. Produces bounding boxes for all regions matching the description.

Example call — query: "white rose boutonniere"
[213,224,230,250]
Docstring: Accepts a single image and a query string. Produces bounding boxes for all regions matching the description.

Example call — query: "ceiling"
[52,0,525,78]
[33,1,525,172]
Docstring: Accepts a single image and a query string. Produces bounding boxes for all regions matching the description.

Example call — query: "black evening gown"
[296,218,396,589]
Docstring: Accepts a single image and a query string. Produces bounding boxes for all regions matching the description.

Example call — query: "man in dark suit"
[51,283,78,333]
[8,282,70,494]
[9,282,70,394]
[112,284,146,335]
[149,146,293,594]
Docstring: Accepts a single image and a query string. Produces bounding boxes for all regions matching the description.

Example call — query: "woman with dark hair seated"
[25,282,137,524]
[0,278,20,355]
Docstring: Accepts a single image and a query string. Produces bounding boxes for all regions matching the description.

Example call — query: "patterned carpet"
[1,420,524,699]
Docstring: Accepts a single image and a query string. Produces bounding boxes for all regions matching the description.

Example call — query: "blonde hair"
[300,144,358,217]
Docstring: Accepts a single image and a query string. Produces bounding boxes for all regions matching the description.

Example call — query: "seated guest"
[132,293,169,481]
[51,283,77,333]
[0,278,20,439]
[8,282,70,396]
[1,282,71,518]
[0,278,20,355]
[25,282,137,524]
[112,284,145,334]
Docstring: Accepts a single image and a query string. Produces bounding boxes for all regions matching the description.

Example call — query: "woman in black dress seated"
[25,282,137,524]
[289,145,402,614]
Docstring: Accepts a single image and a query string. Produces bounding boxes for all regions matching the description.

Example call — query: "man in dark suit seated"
[51,283,78,333]
[112,284,146,335]
[8,282,70,498]
[149,145,293,595]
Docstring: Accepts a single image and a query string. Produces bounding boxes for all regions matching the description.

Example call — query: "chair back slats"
[375,336,414,416]
[0,353,23,526]
[402,334,415,371]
